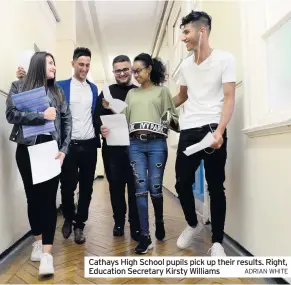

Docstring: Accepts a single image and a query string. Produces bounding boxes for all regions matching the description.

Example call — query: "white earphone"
[196,31,202,64]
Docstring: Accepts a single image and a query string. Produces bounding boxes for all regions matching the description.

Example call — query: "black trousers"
[16,135,59,245]
[175,124,227,244]
[102,144,140,229]
[60,138,97,230]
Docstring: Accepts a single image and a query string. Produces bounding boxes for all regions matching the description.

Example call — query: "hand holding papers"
[28,140,61,185]
[183,132,216,156]
[102,83,127,114]
[11,87,56,138]
[100,114,129,146]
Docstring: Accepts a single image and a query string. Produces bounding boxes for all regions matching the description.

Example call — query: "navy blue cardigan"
[57,78,101,148]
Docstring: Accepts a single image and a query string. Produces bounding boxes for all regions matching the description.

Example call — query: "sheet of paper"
[183,132,216,156]
[109,98,127,114]
[28,140,61,185]
[18,50,35,72]
[100,114,129,146]
[102,83,127,113]
[102,83,113,101]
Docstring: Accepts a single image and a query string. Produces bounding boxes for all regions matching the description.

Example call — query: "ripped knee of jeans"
[136,191,148,197]
[130,161,138,178]
[156,163,163,168]
[151,192,163,199]
[153,184,162,190]
[136,179,145,184]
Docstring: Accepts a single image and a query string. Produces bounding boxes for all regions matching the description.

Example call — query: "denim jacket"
[6,80,72,154]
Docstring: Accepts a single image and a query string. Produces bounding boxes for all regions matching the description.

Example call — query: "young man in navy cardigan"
[16,48,100,244]
[57,47,101,244]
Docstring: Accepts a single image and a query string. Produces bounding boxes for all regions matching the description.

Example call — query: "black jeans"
[175,124,227,243]
[60,138,98,230]
[102,144,140,229]
[16,135,59,245]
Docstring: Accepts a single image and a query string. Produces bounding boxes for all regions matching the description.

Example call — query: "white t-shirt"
[179,49,236,130]
[70,77,95,140]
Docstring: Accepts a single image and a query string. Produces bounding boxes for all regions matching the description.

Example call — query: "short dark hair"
[112,55,131,66]
[73,47,91,60]
[180,11,212,34]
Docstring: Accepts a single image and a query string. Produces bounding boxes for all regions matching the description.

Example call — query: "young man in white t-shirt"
[173,11,236,256]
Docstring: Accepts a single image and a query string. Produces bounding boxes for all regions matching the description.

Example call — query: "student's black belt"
[130,133,165,141]
[70,137,97,145]
[183,123,219,132]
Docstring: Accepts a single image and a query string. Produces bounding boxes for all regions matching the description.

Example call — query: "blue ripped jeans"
[129,138,168,236]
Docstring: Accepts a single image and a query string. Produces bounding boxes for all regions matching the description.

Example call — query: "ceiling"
[76,0,165,84]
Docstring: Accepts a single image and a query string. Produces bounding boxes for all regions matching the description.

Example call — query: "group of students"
[5,10,236,278]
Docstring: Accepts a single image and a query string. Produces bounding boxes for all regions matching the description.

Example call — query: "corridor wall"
[0,0,71,255]
[0,92,30,255]
[0,0,57,94]
[225,0,291,258]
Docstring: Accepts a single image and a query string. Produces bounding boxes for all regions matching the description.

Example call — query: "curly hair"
[134,53,166,86]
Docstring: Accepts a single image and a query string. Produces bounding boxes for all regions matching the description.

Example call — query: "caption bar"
[84,257,291,278]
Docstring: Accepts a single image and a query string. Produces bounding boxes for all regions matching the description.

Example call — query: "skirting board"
[0,179,101,264]
[0,206,62,266]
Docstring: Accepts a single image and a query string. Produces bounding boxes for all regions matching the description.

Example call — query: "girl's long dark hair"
[134,53,167,86]
[23,52,63,102]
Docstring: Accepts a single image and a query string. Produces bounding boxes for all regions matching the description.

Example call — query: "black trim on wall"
[0,206,62,264]
[0,231,32,262]
[224,234,289,285]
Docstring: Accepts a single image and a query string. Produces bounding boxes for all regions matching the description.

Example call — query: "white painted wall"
[0,0,57,93]
[0,93,30,255]
[199,0,243,82]
[225,0,291,259]
[0,0,73,254]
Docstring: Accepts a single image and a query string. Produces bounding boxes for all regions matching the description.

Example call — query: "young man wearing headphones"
[173,11,236,256]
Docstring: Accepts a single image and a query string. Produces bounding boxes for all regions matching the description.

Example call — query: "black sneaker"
[62,220,72,239]
[155,221,165,240]
[113,225,124,236]
[135,235,153,254]
[74,228,86,244]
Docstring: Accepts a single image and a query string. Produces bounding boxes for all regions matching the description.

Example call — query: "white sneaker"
[31,240,42,262]
[177,223,203,249]
[39,253,54,276]
[210,242,226,256]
